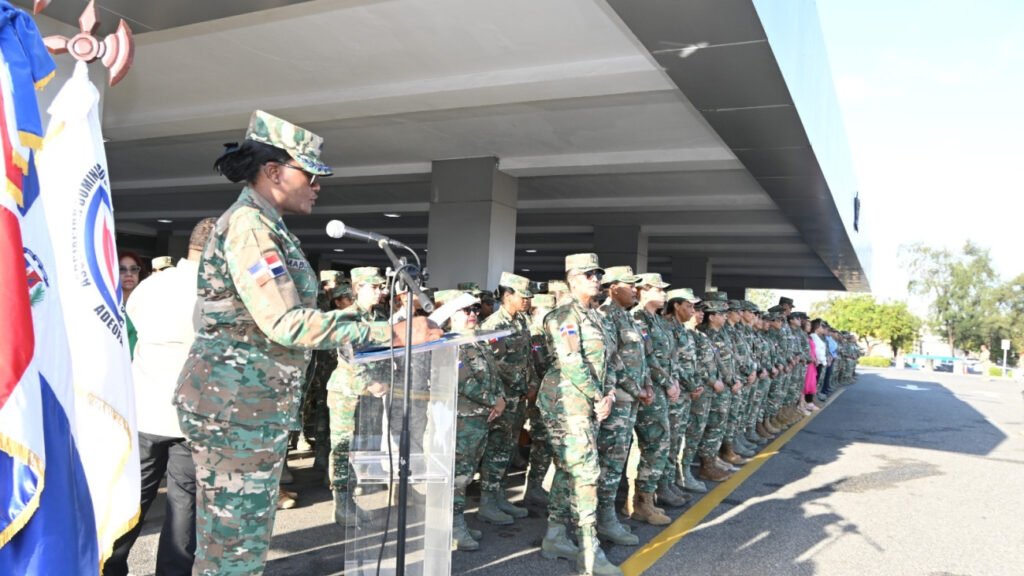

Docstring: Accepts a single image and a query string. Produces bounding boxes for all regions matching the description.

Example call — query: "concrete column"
[671,256,711,295]
[426,157,517,290]
[594,225,647,272]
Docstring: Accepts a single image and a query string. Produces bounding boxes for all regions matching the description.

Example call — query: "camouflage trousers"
[478,396,524,494]
[789,364,807,404]
[327,390,359,492]
[633,386,670,494]
[663,394,692,485]
[683,390,712,466]
[454,414,489,515]
[698,389,732,458]
[526,400,552,487]
[178,410,288,576]
[540,383,601,527]
[764,375,786,419]
[725,384,751,443]
[596,395,639,505]
[744,377,771,429]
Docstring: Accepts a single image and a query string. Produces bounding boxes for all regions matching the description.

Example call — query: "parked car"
[934,361,954,373]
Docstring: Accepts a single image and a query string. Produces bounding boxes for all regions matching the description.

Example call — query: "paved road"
[127,370,1024,575]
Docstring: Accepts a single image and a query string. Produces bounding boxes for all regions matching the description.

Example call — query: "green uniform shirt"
[481,305,534,399]
[599,300,648,399]
[175,187,391,428]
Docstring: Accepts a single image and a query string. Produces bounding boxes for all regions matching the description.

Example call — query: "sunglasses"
[274,162,318,186]
[578,269,604,281]
[119,265,141,274]
[462,305,482,315]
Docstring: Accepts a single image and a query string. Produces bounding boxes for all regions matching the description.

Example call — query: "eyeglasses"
[462,305,481,315]
[274,162,318,186]
[119,265,141,274]
[582,270,604,281]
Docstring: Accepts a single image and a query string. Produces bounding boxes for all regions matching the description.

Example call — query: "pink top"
[805,335,819,395]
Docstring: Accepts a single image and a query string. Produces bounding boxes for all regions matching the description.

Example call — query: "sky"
[800,0,1024,308]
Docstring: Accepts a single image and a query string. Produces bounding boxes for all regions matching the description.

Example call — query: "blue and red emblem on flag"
[640,327,649,340]
[560,323,578,338]
[248,253,286,286]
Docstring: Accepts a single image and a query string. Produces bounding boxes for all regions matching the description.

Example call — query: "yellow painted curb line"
[620,388,846,576]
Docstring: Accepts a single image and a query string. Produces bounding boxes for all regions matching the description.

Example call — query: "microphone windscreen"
[325,220,346,239]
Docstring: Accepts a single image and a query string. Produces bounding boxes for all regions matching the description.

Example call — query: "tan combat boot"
[720,443,748,465]
[630,492,671,526]
[756,421,774,439]
[698,456,732,482]
[762,418,780,435]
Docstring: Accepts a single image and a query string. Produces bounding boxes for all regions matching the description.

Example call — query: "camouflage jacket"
[692,327,719,385]
[481,305,534,398]
[457,335,503,417]
[541,297,610,402]
[175,187,391,427]
[326,302,389,396]
[726,323,755,378]
[529,320,554,394]
[700,324,737,385]
[633,307,676,391]
[598,300,648,399]
[667,318,700,392]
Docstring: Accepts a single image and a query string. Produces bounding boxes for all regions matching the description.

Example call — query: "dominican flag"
[0,7,139,573]
[248,252,286,286]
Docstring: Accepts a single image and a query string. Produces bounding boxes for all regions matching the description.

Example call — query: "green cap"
[767,304,786,314]
[665,288,698,302]
[635,273,669,289]
[565,253,603,273]
[778,296,794,306]
[704,291,729,303]
[245,110,332,176]
[602,265,639,285]
[499,272,533,298]
[790,311,808,320]
[328,282,353,300]
[350,266,386,286]
[700,300,728,313]
[457,281,483,293]
[320,270,345,287]
[547,280,569,294]
[727,299,743,312]
[532,294,556,309]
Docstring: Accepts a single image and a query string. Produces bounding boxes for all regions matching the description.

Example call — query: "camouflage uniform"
[478,274,534,500]
[665,316,697,485]
[174,106,390,576]
[685,326,717,467]
[454,337,503,516]
[540,294,611,527]
[631,298,675,494]
[697,320,737,458]
[527,306,554,491]
[724,307,755,445]
[596,268,646,515]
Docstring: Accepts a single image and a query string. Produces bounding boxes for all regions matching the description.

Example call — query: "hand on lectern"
[391,317,444,347]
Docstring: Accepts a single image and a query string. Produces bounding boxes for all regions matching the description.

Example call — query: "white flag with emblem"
[35,60,140,566]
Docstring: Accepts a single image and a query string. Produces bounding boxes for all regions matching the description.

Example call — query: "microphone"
[325,219,408,249]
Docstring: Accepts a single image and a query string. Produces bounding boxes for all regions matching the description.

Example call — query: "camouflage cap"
[767,304,786,314]
[665,287,698,302]
[499,271,533,298]
[457,281,483,294]
[704,291,729,303]
[634,273,669,289]
[532,294,556,309]
[699,299,728,313]
[245,110,332,176]
[565,253,603,273]
[350,266,386,286]
[727,299,743,312]
[790,311,808,320]
[320,270,345,287]
[778,296,794,306]
[434,289,478,307]
[742,300,760,312]
[602,265,639,285]
[151,256,173,271]
[547,280,569,294]
[328,282,353,300]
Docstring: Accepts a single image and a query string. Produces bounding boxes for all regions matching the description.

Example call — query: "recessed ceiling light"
[383,213,401,218]
[333,249,345,253]
[525,249,537,253]
[157,219,173,223]
[423,249,428,252]
[521,268,531,272]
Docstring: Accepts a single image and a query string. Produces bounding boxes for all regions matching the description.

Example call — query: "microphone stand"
[378,240,431,576]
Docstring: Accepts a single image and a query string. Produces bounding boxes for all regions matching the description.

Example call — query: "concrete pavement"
[126,369,1024,575]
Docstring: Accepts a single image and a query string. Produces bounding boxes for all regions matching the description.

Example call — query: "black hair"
[810,318,824,332]
[497,286,516,300]
[213,140,291,184]
[664,299,683,316]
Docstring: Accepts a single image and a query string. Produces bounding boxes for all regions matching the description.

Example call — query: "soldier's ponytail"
[214,140,291,183]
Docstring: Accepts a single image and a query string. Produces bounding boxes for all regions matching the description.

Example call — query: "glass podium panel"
[342,330,506,576]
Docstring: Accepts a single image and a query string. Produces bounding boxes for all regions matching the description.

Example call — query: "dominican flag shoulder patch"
[560,323,578,337]
[248,253,287,286]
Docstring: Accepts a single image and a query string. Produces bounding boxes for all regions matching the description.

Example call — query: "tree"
[811,294,922,358]
[746,288,777,312]
[902,241,998,356]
